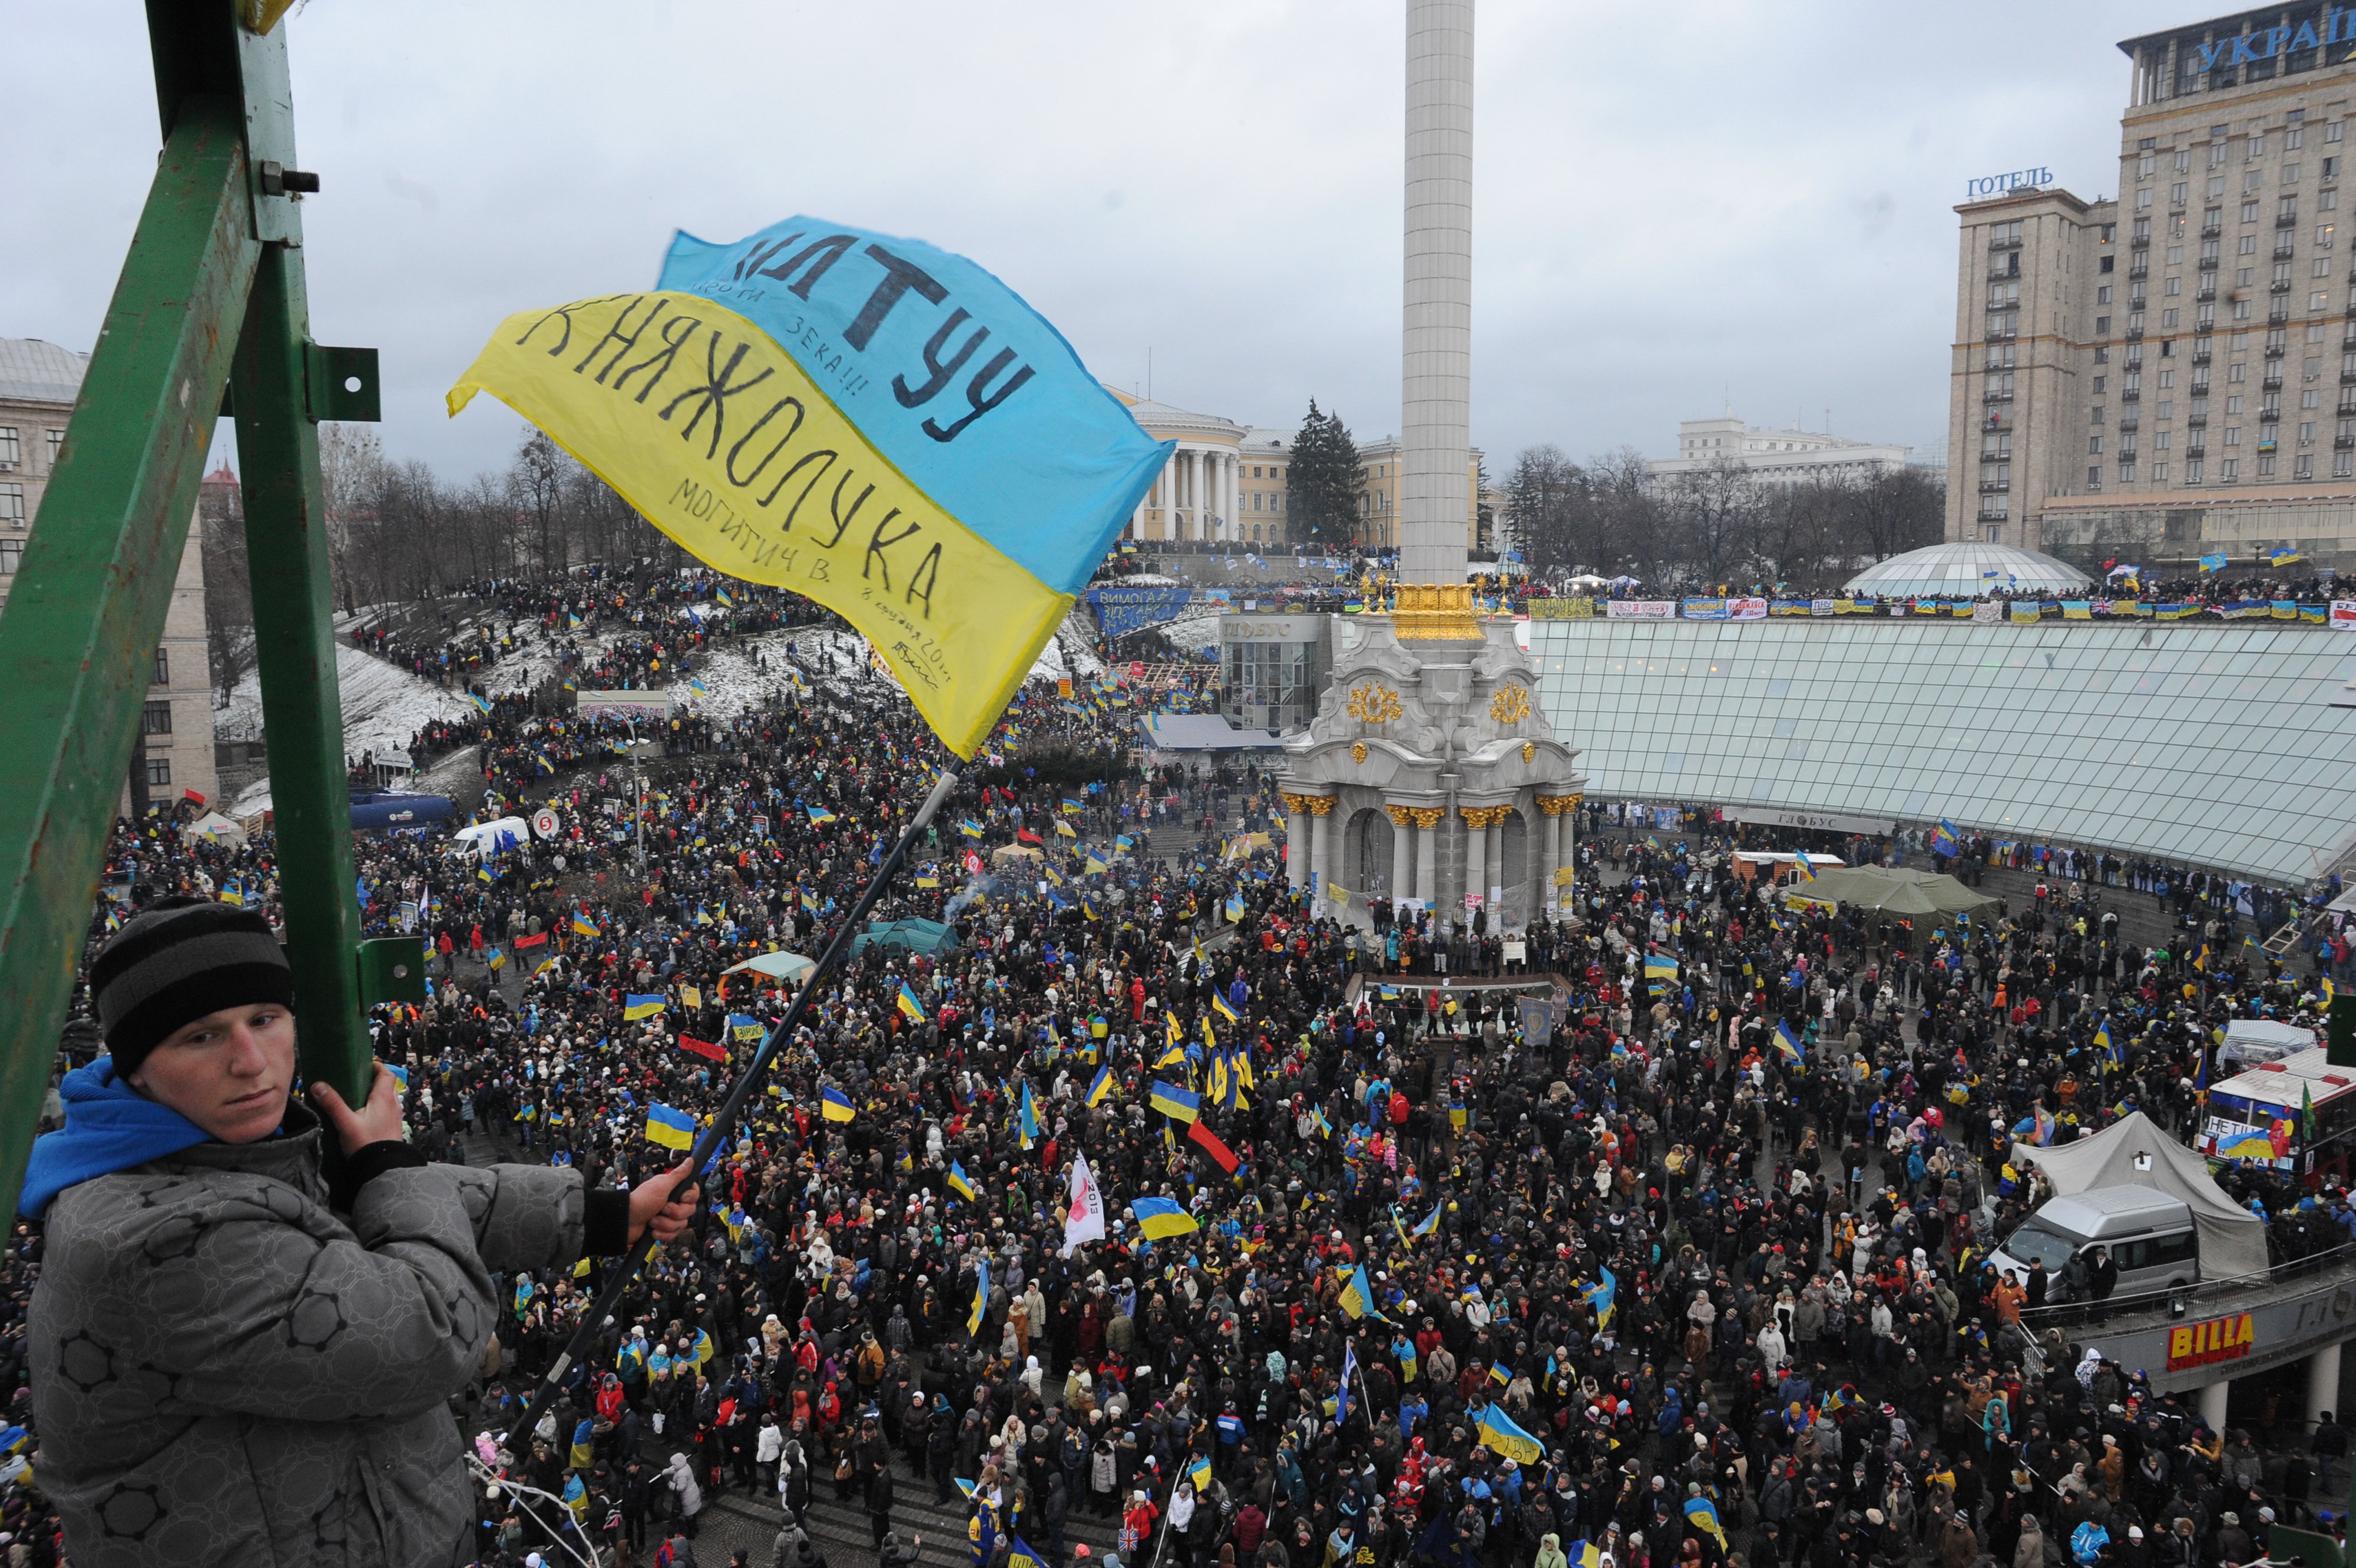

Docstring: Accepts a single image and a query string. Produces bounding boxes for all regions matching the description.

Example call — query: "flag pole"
[501,761,965,1463]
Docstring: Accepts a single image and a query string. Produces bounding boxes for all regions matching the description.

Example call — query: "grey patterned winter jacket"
[28,1101,590,1566]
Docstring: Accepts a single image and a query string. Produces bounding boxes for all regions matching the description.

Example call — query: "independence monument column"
[1401,0,1472,588]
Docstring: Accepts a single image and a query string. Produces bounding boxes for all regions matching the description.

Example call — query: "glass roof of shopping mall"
[1528,618,2356,885]
[1842,542,2092,599]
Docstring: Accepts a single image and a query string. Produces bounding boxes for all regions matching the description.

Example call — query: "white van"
[1988,1186,2201,1301]
[451,817,532,864]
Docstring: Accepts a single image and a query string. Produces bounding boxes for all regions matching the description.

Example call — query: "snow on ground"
[1054,607,1107,679]
[1157,606,1225,658]
[217,642,478,790]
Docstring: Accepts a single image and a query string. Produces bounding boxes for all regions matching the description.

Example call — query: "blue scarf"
[19,1057,214,1219]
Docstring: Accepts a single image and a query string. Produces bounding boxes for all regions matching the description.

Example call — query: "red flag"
[1017,828,1043,845]
[1188,1118,1239,1173]
[514,931,548,949]
[677,1036,727,1063]
[181,788,208,806]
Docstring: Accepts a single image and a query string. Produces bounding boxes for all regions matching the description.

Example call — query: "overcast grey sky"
[6,1,2175,483]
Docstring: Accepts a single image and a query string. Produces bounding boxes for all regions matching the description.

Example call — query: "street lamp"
[617,715,659,871]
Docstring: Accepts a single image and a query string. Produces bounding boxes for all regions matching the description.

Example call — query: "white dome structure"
[1843,541,2092,598]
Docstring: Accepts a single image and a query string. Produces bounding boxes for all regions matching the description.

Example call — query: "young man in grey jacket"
[20,899,700,1566]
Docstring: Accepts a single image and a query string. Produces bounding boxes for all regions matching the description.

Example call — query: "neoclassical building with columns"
[1276,588,1585,932]
[1111,392,1250,544]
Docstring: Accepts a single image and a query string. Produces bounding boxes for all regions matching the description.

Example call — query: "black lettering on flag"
[813,470,875,550]
[923,348,1034,442]
[733,233,803,283]
[904,542,942,619]
[756,234,859,300]
[576,296,662,382]
[512,295,629,357]
[726,398,809,489]
[613,312,703,403]
[660,331,776,460]
[843,245,947,350]
[894,309,988,409]
[769,449,839,518]
[861,510,923,593]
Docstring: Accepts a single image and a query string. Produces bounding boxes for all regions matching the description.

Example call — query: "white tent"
[184,811,248,850]
[2013,1111,2269,1280]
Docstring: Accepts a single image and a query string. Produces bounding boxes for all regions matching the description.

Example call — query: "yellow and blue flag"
[1581,1265,1617,1328]
[1087,1066,1113,1107]
[897,982,927,1023]
[1131,1196,1199,1240]
[1644,954,1677,981]
[646,1103,696,1150]
[1683,1497,1727,1549]
[571,914,600,938]
[1474,1405,1544,1464]
[820,1086,856,1123]
[1010,1539,1053,1568]
[1210,992,1238,1026]
[1793,851,1815,882]
[1336,1264,1387,1322]
[727,1012,765,1043]
[1775,1020,1805,1066]
[624,993,666,1021]
[1149,1081,1200,1123]
[1412,1203,1442,1239]
[806,803,838,825]
[452,235,1169,759]
[948,1160,978,1202]
[969,1255,990,1335]
[1017,1081,1041,1147]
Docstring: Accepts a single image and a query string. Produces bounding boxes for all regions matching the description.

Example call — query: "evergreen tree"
[1286,400,1361,547]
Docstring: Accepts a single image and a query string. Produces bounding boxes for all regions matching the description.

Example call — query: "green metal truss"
[0,1,414,1216]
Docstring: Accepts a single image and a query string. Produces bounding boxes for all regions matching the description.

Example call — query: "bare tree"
[1662,456,1760,588]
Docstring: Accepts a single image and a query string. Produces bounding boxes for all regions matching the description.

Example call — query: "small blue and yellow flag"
[1775,1020,1805,1066]
[1130,1196,1199,1240]
[1087,1065,1113,1107]
[1475,1405,1545,1464]
[969,1255,990,1335]
[806,803,838,825]
[727,1012,765,1043]
[820,1086,856,1123]
[1210,992,1238,1026]
[1683,1497,1728,1549]
[571,914,600,938]
[1149,1081,1200,1122]
[624,993,666,1021]
[948,1160,978,1202]
[646,1103,696,1150]
[897,981,927,1023]
[1644,954,1677,982]
[1336,1263,1387,1322]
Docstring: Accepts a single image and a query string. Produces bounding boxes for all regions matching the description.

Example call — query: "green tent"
[848,917,959,957]
[1782,864,1993,917]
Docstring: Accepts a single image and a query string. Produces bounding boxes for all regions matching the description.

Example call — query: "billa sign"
[2168,1312,2255,1372]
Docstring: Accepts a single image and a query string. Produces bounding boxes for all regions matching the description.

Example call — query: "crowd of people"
[15,580,2356,1568]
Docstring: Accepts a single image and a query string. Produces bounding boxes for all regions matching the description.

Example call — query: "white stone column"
[1543,806,1563,916]
[1462,808,1485,922]
[1226,453,1240,540]
[2198,1378,2231,1436]
[1415,812,1438,909]
[1485,817,1504,907]
[1325,803,1347,894]
[2309,1341,2344,1433]
[1306,800,1328,895]
[1389,808,1415,903]
[1402,0,1473,587]
[1286,800,1309,889]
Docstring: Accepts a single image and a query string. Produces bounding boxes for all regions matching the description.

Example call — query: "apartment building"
[1950,8,2356,570]
[0,337,216,812]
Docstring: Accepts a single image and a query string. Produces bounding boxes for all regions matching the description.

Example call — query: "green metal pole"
[230,243,372,1110]
[0,98,260,1214]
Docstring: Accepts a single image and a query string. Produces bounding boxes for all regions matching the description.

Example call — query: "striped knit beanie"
[87,898,294,1076]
